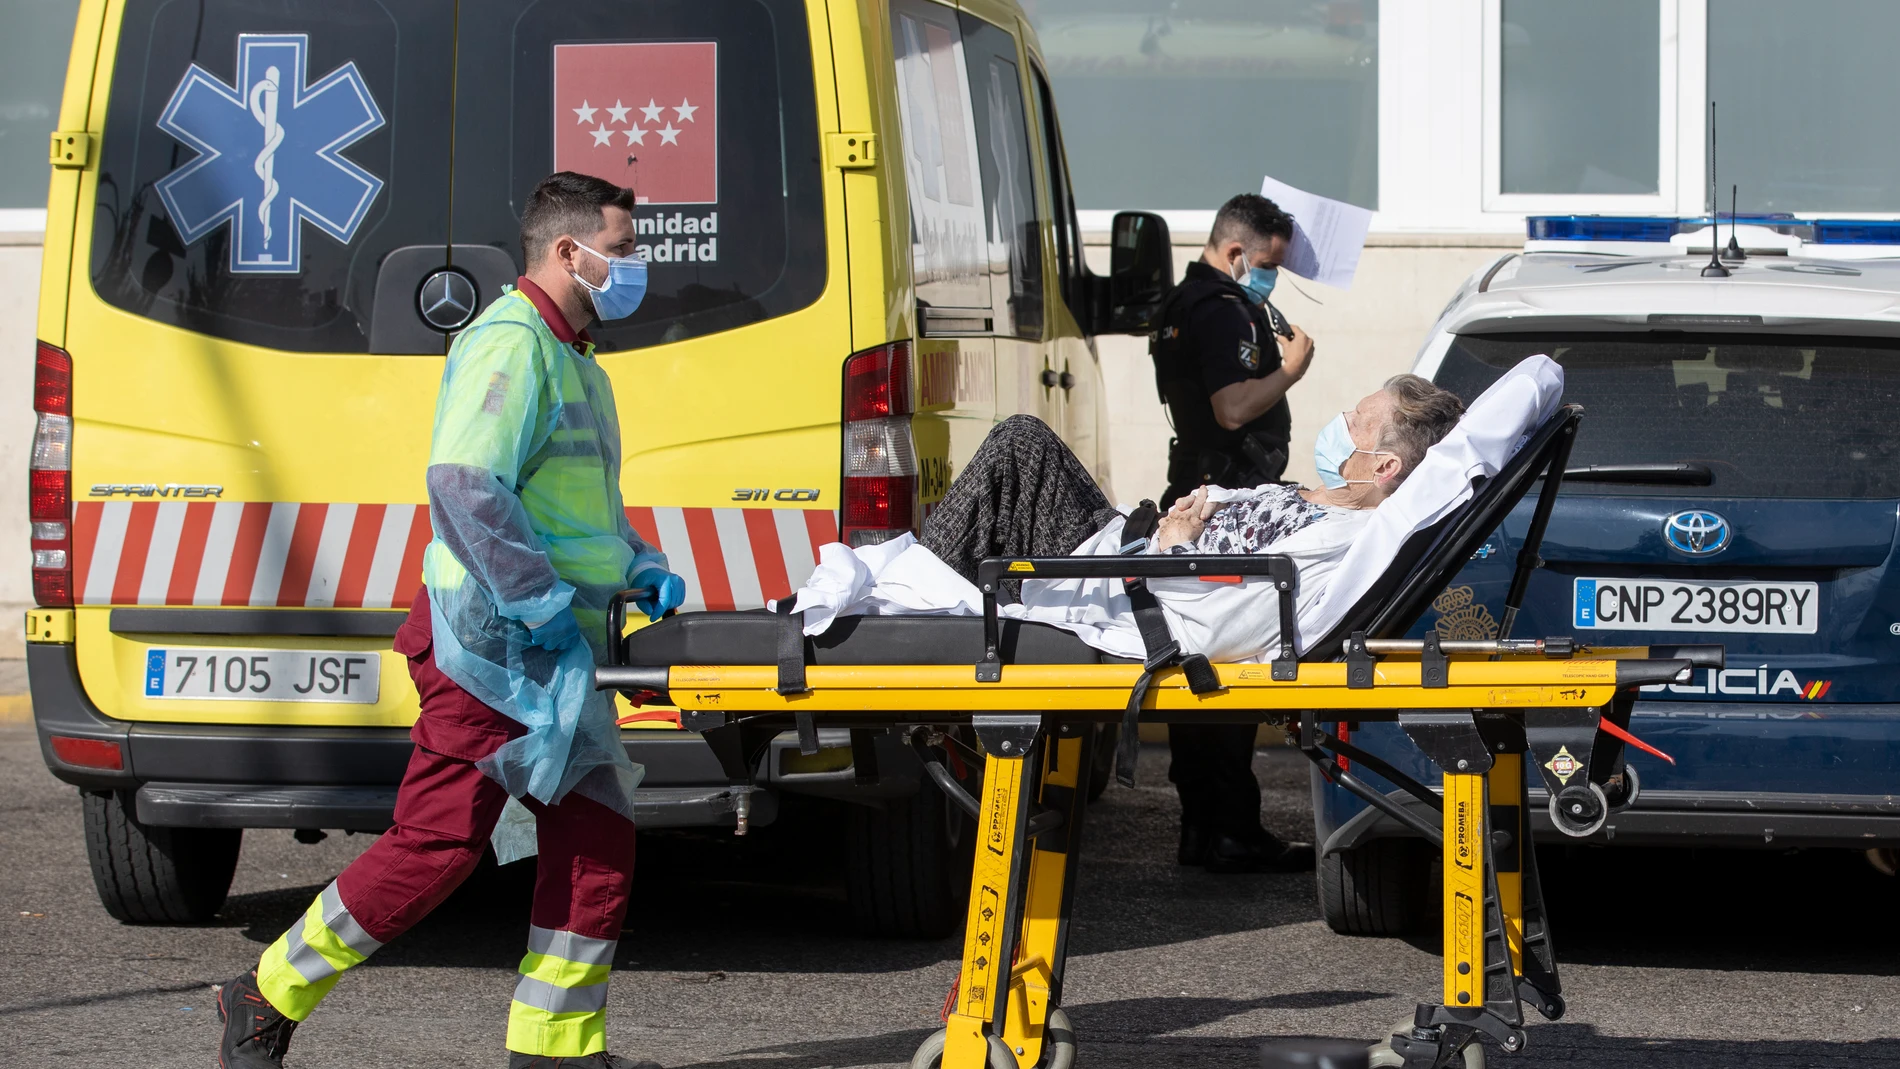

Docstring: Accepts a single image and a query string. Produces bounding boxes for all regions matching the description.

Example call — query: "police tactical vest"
[1149,268,1292,495]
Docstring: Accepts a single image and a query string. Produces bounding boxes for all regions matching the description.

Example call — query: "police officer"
[1151,193,1315,873]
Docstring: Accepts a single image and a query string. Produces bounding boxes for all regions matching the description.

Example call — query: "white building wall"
[1,236,39,657]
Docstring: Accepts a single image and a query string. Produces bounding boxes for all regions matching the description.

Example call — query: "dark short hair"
[520,171,636,266]
[1208,193,1294,250]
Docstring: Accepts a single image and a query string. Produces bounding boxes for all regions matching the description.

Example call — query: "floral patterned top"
[1192,484,1341,555]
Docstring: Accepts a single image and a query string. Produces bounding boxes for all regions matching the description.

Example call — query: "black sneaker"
[1204,833,1317,874]
[508,1054,662,1069]
[216,970,298,1069]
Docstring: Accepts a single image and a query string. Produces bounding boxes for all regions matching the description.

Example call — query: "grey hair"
[1374,374,1465,484]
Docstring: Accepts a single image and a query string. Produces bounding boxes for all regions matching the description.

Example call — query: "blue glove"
[631,569,686,622]
[525,611,581,651]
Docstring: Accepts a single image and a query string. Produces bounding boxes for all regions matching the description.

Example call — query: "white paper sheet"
[1258,174,1374,291]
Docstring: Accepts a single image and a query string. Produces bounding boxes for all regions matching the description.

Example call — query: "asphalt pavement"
[3,722,1898,1068]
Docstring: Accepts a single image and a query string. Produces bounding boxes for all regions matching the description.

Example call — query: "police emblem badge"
[1237,338,1261,372]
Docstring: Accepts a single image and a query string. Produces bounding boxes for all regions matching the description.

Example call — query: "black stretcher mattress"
[624,611,1136,667]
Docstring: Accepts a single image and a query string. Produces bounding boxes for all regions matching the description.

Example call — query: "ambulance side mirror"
[1090,211,1174,335]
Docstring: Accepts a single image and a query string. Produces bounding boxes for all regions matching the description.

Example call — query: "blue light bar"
[1809,220,1900,245]
[1527,216,1678,242]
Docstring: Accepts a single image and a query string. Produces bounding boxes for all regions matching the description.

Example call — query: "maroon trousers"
[334,596,636,945]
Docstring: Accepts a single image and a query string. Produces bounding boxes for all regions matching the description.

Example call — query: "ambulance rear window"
[453,0,826,352]
[89,0,454,353]
[88,0,824,354]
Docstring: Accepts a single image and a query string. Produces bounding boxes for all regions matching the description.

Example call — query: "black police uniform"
[1150,259,1294,864]
[1153,260,1292,511]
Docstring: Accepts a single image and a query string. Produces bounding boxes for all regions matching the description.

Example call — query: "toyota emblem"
[417,269,478,332]
[1663,510,1731,556]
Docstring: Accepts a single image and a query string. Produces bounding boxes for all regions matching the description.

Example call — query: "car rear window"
[452,0,826,353]
[1437,333,1900,499]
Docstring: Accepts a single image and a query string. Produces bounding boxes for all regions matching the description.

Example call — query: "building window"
[1500,0,1659,195]
[1026,0,1377,213]
[1,1,79,219]
[1709,0,1900,214]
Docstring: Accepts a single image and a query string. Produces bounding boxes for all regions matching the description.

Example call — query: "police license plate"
[1573,578,1818,635]
[143,648,381,704]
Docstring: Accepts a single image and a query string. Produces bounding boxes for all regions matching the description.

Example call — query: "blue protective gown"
[421,286,663,821]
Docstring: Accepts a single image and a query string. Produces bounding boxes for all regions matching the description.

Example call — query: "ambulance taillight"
[840,340,917,547]
[31,341,73,607]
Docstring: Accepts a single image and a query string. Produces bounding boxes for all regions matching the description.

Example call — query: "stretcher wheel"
[906,1030,1020,1069]
[1367,1019,1486,1069]
[1603,765,1641,811]
[908,1008,1075,1069]
[1548,781,1609,838]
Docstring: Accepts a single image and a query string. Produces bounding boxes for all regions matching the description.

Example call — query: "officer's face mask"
[570,240,648,321]
[1314,411,1396,490]
[1229,255,1279,304]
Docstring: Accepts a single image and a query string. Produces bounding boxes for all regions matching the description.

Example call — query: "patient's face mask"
[1314,411,1395,490]
[570,240,648,321]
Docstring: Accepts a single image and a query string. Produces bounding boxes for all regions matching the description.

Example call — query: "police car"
[1316,215,1900,935]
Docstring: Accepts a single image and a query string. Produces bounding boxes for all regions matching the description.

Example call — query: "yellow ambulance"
[26,0,1172,934]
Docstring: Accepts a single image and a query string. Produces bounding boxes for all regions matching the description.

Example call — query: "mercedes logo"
[417,268,478,332]
[1663,510,1731,556]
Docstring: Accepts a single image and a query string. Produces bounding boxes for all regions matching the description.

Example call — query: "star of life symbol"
[155,34,385,274]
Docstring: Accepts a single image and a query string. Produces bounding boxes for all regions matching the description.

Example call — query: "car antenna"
[1722,184,1746,262]
[1701,101,1729,277]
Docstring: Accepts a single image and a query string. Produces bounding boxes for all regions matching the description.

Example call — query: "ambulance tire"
[847,775,973,938]
[1318,837,1432,936]
[82,789,241,924]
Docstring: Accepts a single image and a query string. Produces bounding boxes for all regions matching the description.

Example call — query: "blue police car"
[1317,216,1900,934]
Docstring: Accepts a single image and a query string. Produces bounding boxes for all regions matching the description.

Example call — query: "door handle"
[1040,368,1060,389]
[1059,371,1076,390]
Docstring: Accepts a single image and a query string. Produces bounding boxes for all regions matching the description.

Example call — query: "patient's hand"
[1155,487,1217,551]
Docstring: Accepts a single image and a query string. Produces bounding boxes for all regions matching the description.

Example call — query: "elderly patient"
[918,374,1466,583]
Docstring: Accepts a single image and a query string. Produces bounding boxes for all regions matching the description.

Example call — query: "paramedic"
[1150,193,1316,874]
[216,172,682,1069]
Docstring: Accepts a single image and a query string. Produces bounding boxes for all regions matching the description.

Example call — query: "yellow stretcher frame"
[608,643,1705,1069]
[598,404,1717,1066]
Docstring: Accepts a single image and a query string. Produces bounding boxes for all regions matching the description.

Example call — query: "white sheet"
[785,355,1566,662]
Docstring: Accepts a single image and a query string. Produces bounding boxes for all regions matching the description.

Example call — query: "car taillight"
[840,341,917,547]
[31,341,73,607]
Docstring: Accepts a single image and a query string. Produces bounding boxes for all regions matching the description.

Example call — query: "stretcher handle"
[1362,636,1575,656]
[605,587,657,667]
[972,554,1298,681]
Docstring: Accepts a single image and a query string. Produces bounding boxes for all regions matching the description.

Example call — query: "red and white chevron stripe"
[626,506,837,613]
[71,501,837,614]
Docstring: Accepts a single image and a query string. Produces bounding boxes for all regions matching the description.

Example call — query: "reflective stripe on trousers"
[506,925,618,1056]
[255,881,386,1021]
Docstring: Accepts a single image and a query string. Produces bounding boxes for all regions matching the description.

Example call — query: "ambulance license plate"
[1573,578,1818,635]
[143,648,381,703]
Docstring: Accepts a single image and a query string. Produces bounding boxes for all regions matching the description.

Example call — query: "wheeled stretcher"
[596,404,1723,1069]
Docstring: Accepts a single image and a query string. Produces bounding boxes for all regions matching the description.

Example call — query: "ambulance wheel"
[1318,837,1432,936]
[1367,1019,1486,1069]
[81,789,241,924]
[847,773,974,938]
[1548,782,1610,838]
[907,1009,1074,1069]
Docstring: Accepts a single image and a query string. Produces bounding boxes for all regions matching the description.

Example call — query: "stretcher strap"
[1112,501,1222,786]
[772,601,819,753]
